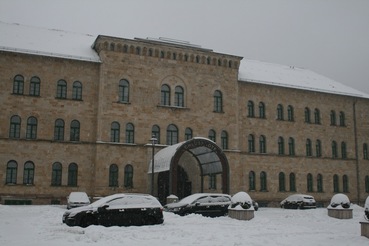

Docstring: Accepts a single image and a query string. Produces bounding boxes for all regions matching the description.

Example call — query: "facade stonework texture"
[1,35,369,206]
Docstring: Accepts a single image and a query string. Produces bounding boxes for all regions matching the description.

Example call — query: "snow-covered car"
[328,193,351,209]
[67,192,90,209]
[280,194,316,209]
[62,193,164,227]
[164,193,231,217]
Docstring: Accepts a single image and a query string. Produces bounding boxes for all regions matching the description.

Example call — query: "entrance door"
[157,166,191,205]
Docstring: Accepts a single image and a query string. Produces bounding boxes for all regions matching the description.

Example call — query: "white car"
[67,192,90,209]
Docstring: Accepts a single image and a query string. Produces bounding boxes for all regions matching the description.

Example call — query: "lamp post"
[150,135,157,196]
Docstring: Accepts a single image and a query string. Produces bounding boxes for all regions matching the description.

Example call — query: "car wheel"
[81,215,95,228]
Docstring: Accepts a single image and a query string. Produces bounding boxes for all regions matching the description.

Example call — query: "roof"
[239,59,369,99]
[1,21,367,99]
[148,137,223,175]
[0,21,100,62]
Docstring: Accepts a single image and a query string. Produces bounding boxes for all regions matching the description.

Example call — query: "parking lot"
[0,204,368,245]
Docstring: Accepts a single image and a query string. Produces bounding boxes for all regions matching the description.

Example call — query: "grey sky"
[1,0,368,93]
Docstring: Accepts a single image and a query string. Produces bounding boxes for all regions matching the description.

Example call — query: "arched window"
[152,125,160,144]
[161,84,170,106]
[51,162,62,186]
[306,139,312,156]
[119,79,129,102]
[72,81,82,100]
[166,124,178,145]
[196,55,200,63]
[278,137,284,155]
[148,48,153,56]
[279,172,286,191]
[247,100,254,117]
[23,161,34,185]
[26,116,37,139]
[333,174,339,193]
[9,115,21,138]
[248,134,255,153]
[56,80,67,99]
[54,119,64,141]
[185,127,192,140]
[289,173,296,192]
[174,86,184,107]
[317,174,323,192]
[136,46,141,55]
[259,102,265,118]
[364,144,369,160]
[341,142,347,159]
[124,164,133,188]
[339,111,345,126]
[343,175,349,193]
[221,131,228,149]
[260,171,267,191]
[160,51,165,58]
[259,135,266,153]
[70,120,80,141]
[314,108,320,124]
[307,173,313,192]
[287,105,294,121]
[316,139,322,157]
[208,129,216,142]
[13,75,24,94]
[332,141,338,158]
[125,123,134,144]
[29,76,40,96]
[330,110,336,125]
[304,107,311,123]
[68,163,78,186]
[109,164,118,187]
[111,121,120,142]
[249,171,255,191]
[6,160,17,184]
[365,176,369,193]
[277,104,283,120]
[213,90,223,112]
[288,137,295,156]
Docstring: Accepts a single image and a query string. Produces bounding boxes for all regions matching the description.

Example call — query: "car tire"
[81,215,95,228]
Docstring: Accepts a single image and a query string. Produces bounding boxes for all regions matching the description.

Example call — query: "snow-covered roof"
[0,21,100,62]
[1,21,367,99]
[239,59,369,99]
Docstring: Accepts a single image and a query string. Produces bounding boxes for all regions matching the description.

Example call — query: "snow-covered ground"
[0,204,368,246]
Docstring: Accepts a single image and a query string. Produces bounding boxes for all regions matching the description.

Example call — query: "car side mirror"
[98,204,109,212]
[195,202,200,206]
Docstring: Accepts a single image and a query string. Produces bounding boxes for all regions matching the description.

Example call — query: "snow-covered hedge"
[328,193,351,209]
[229,192,254,210]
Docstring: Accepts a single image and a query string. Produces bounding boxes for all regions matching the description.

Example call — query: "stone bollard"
[360,220,369,239]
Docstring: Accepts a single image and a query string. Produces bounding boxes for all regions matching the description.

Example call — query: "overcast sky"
[1,0,368,94]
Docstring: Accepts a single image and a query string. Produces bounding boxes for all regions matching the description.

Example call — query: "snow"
[1,204,368,245]
[328,194,351,209]
[238,59,369,99]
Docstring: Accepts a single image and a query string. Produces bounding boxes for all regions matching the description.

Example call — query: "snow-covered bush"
[229,192,254,210]
[328,193,351,209]
[365,196,369,220]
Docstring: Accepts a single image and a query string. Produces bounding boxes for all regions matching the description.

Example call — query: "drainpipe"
[353,100,361,205]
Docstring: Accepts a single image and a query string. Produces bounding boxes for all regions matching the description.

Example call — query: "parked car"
[67,192,90,209]
[280,194,316,209]
[62,193,164,227]
[164,193,231,217]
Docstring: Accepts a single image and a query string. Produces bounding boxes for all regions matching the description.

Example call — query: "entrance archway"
[149,137,230,203]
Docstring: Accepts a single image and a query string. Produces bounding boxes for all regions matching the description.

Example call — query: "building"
[1,21,369,206]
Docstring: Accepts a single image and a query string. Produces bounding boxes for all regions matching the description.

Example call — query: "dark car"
[164,193,231,217]
[62,193,164,227]
[280,194,316,209]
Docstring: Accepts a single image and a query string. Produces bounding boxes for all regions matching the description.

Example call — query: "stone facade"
[1,35,369,206]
